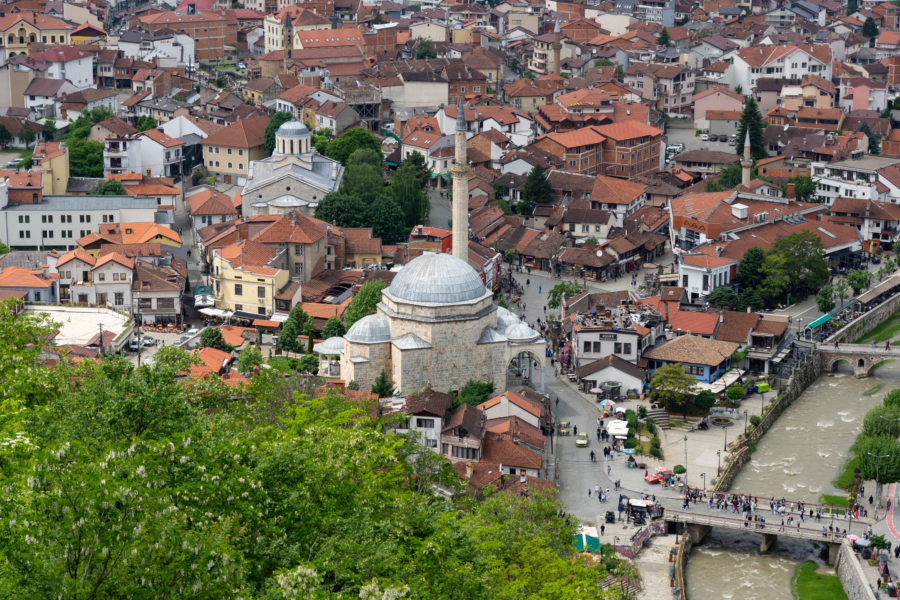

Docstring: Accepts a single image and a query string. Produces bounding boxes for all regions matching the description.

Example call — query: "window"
[416,418,435,428]
[234,283,243,295]
[108,215,114,223]
[238,164,242,171]
[257,286,265,298]
[294,263,303,273]
[227,148,232,155]
[257,306,266,315]
[624,343,632,354]
[114,293,124,305]
[583,341,591,352]
[581,225,589,233]
[294,244,303,255]
[98,273,105,281]
[42,215,52,223]
[102,215,108,223]
[18,215,28,223]
[234,304,243,312]
[569,160,576,167]
[592,341,602,352]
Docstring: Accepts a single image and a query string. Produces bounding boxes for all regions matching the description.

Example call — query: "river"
[686,360,900,599]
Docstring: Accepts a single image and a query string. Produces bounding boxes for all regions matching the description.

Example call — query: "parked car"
[728,137,737,146]
[128,339,141,352]
[6,158,22,168]
[186,327,199,336]
[141,336,156,347]
[701,134,709,141]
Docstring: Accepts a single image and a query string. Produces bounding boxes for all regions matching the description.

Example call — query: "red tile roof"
[202,114,269,149]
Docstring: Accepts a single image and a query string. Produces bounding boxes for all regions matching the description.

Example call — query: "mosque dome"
[387,252,487,304]
[276,120,310,137]
[344,313,391,344]
[505,322,541,342]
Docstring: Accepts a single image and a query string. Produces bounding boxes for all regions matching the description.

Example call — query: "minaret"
[282,11,293,74]
[740,129,752,187]
[551,20,562,76]
[451,98,469,261]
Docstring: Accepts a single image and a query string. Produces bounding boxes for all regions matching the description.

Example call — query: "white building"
[0,191,159,251]
[812,156,899,206]
[103,130,184,178]
[678,253,737,302]
[27,46,95,90]
[69,252,135,309]
[727,44,832,93]
[116,31,196,68]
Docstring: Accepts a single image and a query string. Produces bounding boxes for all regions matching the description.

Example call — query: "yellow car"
[575,432,589,448]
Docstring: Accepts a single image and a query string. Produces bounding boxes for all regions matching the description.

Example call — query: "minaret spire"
[451,97,469,261]
[741,129,752,187]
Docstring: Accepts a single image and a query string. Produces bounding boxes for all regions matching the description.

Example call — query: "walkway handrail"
[666,509,850,542]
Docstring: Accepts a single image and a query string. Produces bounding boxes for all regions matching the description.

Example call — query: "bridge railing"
[665,509,849,542]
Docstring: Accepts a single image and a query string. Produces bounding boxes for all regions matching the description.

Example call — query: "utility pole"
[868,451,890,519]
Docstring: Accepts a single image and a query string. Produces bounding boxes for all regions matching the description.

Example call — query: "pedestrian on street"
[595,484,600,497]
[887,340,892,350]
[590,450,596,462]
[607,465,611,476]
[588,488,592,497]
[834,340,840,349]
[601,524,605,536]
[574,425,577,435]
[539,285,541,294]
[526,279,530,286]
[555,396,559,408]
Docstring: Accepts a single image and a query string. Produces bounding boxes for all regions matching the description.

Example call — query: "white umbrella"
[589,387,603,393]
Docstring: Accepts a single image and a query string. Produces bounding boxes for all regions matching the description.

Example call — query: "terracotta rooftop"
[644,334,738,366]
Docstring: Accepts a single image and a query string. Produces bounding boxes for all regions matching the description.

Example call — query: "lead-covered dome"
[276,120,310,137]
[505,322,541,342]
[345,313,391,343]
[387,252,486,304]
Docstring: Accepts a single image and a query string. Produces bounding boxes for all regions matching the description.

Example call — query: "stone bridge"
[819,344,900,377]
[665,509,847,563]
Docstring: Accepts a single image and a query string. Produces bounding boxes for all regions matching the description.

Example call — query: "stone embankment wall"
[829,291,900,344]
[834,541,877,600]
[672,352,823,597]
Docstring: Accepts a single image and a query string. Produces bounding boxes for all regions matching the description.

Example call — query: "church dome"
[276,120,310,138]
[345,313,391,344]
[388,252,486,304]
[505,322,541,342]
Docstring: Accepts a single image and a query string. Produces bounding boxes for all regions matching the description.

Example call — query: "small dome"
[276,120,310,138]
[505,322,540,342]
[388,252,486,304]
[313,336,345,354]
[496,306,520,330]
[345,313,391,344]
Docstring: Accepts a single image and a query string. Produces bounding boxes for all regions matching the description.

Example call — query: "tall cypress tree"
[735,97,767,162]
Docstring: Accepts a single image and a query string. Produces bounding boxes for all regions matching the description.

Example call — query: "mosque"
[240,120,344,217]
[314,101,546,394]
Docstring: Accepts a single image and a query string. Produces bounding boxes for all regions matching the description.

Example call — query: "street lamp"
[867,451,890,519]
[720,423,728,451]
[744,409,748,433]
[683,434,688,487]
[716,450,721,475]
[701,472,706,491]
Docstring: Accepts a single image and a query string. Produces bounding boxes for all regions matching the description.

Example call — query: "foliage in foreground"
[0,299,628,599]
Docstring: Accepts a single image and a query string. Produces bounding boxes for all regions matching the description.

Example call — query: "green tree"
[863,17,879,39]
[0,124,10,148]
[816,285,835,314]
[757,253,791,304]
[21,124,35,149]
[371,367,395,397]
[340,162,384,202]
[737,246,766,290]
[326,127,380,165]
[67,139,105,177]
[856,435,900,510]
[736,96,767,162]
[416,38,437,59]
[786,175,818,202]
[278,317,300,352]
[343,280,387,328]
[767,231,830,299]
[737,287,764,311]
[236,343,264,374]
[726,385,745,402]
[657,28,670,46]
[695,389,716,412]
[298,353,319,374]
[135,115,158,132]
[391,161,430,227]
[199,326,234,352]
[859,121,881,154]
[848,0,857,13]
[709,287,738,309]
[91,178,126,195]
[884,388,900,409]
[834,277,851,306]
[714,162,743,189]
[862,405,900,438]
[41,118,56,140]
[264,111,293,155]
[367,193,406,244]
[847,269,871,295]
[322,316,346,339]
[650,362,697,413]
[347,147,383,168]
[547,281,585,309]
[314,192,368,227]
[520,164,553,215]
[455,380,495,407]
[0,243,9,255]
[504,248,519,265]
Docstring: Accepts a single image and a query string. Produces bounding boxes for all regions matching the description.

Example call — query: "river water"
[686,361,900,599]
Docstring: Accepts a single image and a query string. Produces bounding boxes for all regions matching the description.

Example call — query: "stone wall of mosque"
[340,340,392,390]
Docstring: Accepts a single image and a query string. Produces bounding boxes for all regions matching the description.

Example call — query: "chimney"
[146,168,151,178]
[465,463,474,478]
